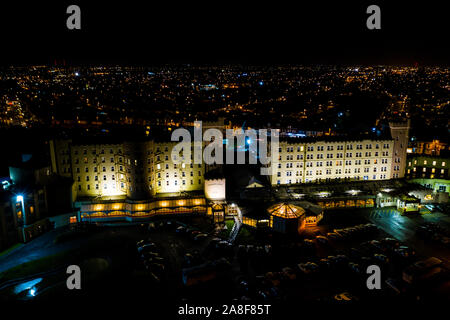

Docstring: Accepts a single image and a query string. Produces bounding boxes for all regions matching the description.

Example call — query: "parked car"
[137,242,157,253]
[333,292,358,302]
[373,253,389,264]
[176,226,186,233]
[141,251,160,259]
[297,262,319,275]
[194,233,208,241]
[316,235,329,245]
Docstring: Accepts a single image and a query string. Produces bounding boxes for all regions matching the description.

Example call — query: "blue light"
[259,81,264,86]
[372,127,376,132]
[246,138,252,145]
[16,195,24,203]
[29,288,36,296]
[74,72,79,76]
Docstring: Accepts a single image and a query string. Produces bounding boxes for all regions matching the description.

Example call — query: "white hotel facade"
[268,121,410,185]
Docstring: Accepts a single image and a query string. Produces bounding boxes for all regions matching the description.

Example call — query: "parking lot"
[1,207,450,303]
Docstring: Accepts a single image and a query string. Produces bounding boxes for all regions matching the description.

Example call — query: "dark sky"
[0,1,449,66]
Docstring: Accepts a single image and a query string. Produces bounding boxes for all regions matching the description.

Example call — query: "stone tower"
[389,119,410,179]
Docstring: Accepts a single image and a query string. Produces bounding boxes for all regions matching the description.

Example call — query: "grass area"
[235,225,255,244]
[219,219,235,238]
[0,249,80,283]
[0,243,22,258]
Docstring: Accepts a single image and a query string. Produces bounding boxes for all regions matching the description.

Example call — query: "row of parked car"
[175,225,209,241]
[327,223,379,242]
[416,222,450,247]
[136,238,166,283]
[232,221,419,302]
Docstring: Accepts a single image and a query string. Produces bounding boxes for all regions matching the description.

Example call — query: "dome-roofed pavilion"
[267,203,306,233]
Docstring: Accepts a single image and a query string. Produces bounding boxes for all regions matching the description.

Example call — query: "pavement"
[0,226,76,273]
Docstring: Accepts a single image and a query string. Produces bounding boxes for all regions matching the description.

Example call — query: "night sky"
[0,1,449,66]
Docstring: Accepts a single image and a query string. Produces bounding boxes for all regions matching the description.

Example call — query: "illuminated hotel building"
[49,138,208,222]
[269,121,410,185]
[50,139,205,200]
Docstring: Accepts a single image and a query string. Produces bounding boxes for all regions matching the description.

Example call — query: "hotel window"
[87,185,90,190]
[96,184,99,189]
[441,169,445,174]
[95,176,98,181]
[433,161,436,166]
[104,184,107,189]
[112,175,115,180]
[166,181,169,186]
[442,162,446,166]
[424,160,427,165]
[86,176,89,181]
[103,175,107,180]
[423,168,426,172]
[85,167,89,172]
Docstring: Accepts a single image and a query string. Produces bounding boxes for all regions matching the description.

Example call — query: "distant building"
[407,139,449,156]
[7,157,76,242]
[0,191,19,250]
[405,155,449,193]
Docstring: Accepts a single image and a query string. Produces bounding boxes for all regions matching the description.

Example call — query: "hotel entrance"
[210,203,225,223]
